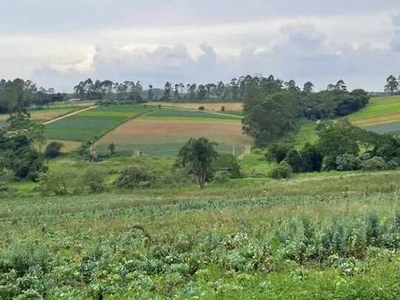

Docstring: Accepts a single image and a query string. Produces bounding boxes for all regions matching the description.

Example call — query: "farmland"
[147,102,243,112]
[44,104,152,142]
[3,170,400,299]
[96,108,251,156]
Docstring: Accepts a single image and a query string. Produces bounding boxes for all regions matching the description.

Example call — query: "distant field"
[44,104,152,142]
[145,108,241,121]
[96,108,251,156]
[148,102,243,112]
[349,96,400,132]
[0,104,92,123]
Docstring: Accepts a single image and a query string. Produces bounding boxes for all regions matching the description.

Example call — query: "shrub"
[322,155,337,171]
[215,153,242,179]
[81,166,108,193]
[269,161,293,179]
[4,240,49,276]
[285,149,303,173]
[387,158,399,170]
[198,106,205,111]
[266,143,292,164]
[39,167,81,195]
[108,143,116,155]
[361,156,389,171]
[335,154,361,171]
[115,166,153,189]
[300,143,323,172]
[221,106,225,112]
[44,142,64,158]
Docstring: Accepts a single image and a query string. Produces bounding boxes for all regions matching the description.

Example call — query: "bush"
[269,161,293,179]
[39,167,81,195]
[44,142,64,158]
[300,143,323,172]
[335,154,361,171]
[215,153,242,179]
[266,143,292,164]
[322,155,337,171]
[221,106,225,112]
[81,166,107,193]
[285,149,303,173]
[198,106,205,111]
[387,158,400,170]
[4,240,49,276]
[361,156,389,171]
[115,166,153,189]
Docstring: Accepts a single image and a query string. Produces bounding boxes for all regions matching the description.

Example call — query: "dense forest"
[239,75,369,146]
[0,79,67,114]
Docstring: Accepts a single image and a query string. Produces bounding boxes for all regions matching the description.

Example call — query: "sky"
[0,0,400,92]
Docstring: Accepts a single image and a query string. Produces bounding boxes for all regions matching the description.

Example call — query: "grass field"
[3,170,400,298]
[44,104,152,142]
[349,96,400,132]
[96,108,251,156]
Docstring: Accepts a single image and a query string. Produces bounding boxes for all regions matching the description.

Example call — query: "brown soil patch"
[30,109,75,121]
[99,118,250,145]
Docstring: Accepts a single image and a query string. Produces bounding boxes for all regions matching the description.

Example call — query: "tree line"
[74,79,145,102]
[0,79,67,114]
[74,77,292,102]
[241,75,370,147]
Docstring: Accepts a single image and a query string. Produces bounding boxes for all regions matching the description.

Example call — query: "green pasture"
[44,104,152,142]
[349,96,400,121]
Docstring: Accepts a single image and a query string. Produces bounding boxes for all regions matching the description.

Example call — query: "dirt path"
[43,106,97,125]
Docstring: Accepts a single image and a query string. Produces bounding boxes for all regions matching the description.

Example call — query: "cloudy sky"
[1,0,400,92]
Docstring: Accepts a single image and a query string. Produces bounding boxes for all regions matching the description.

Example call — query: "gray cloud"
[0,0,399,33]
[2,1,400,91]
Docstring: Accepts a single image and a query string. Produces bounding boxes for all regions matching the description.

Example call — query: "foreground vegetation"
[2,171,400,299]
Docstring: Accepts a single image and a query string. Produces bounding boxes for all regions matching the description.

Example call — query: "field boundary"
[199,110,243,119]
[43,105,97,125]
[93,108,158,147]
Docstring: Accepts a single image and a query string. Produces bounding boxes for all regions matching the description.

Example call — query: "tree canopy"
[177,138,219,189]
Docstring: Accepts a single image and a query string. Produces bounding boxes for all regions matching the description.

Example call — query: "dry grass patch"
[352,112,400,127]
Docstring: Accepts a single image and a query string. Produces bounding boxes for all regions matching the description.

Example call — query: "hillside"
[349,96,400,133]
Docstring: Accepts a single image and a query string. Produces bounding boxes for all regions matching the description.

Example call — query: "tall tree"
[303,82,314,94]
[177,138,219,189]
[162,82,172,102]
[148,84,154,101]
[385,75,399,95]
